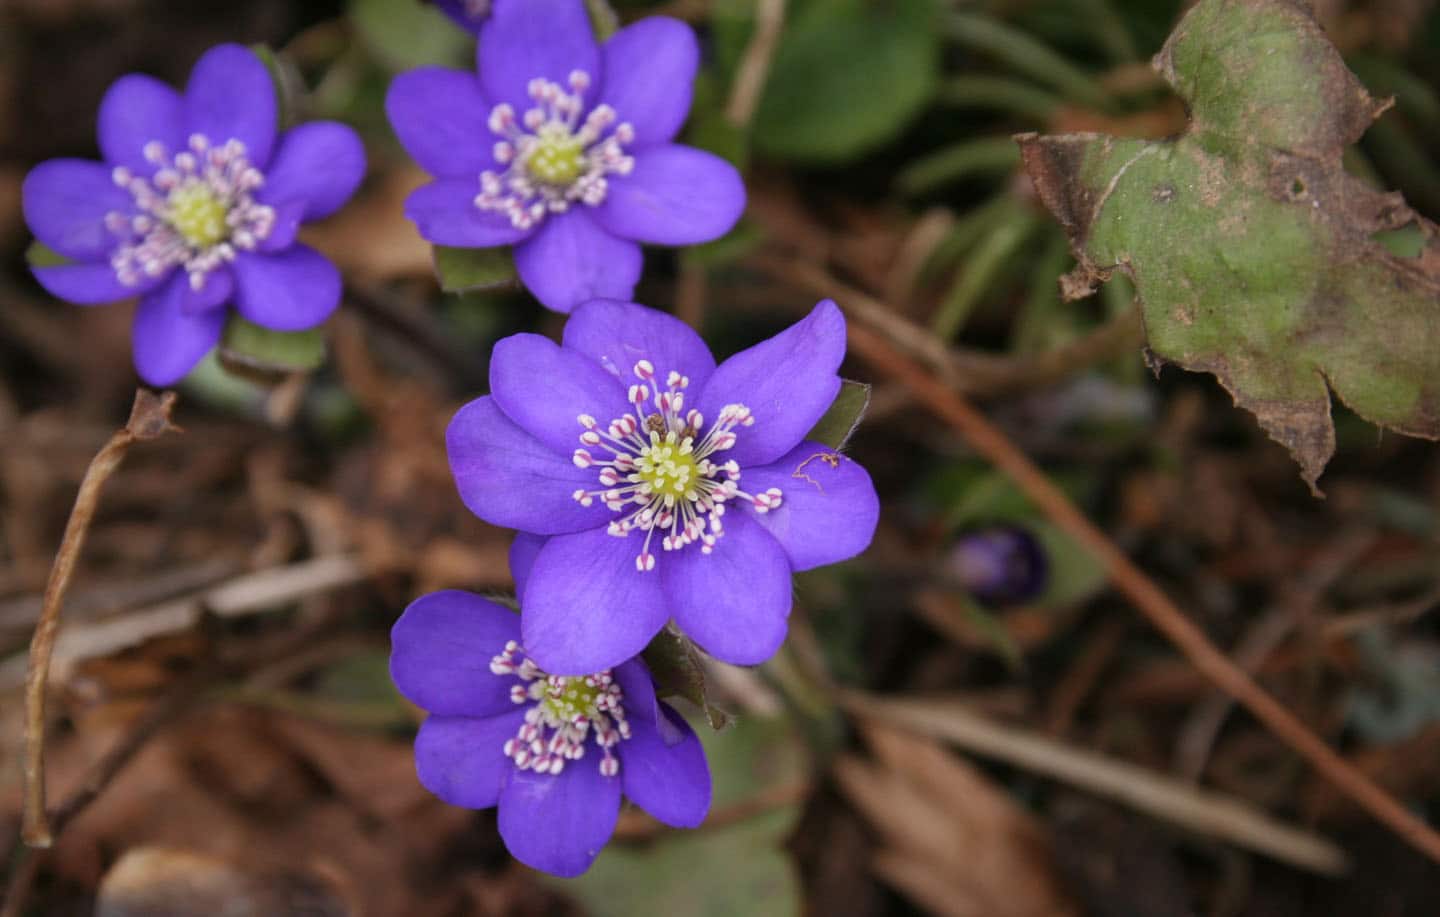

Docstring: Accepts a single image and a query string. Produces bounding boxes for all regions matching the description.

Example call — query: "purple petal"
[22,159,132,261]
[97,74,184,174]
[385,67,497,179]
[390,590,522,717]
[621,704,710,828]
[259,122,366,220]
[131,272,225,386]
[415,711,525,810]
[663,511,791,666]
[510,532,547,599]
[591,144,745,245]
[520,526,668,676]
[31,262,143,306]
[513,210,641,313]
[182,44,277,165]
[598,18,698,147]
[563,298,715,392]
[695,300,845,468]
[740,442,879,572]
[498,750,620,877]
[179,265,233,314]
[403,179,532,247]
[231,245,340,332]
[614,656,659,728]
[256,198,305,253]
[447,397,612,535]
[489,332,629,457]
[479,0,600,111]
[435,0,491,34]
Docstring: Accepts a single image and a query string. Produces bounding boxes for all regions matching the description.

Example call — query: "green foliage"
[750,0,943,163]
[432,245,518,293]
[1020,0,1440,492]
[219,316,327,379]
[350,0,471,71]
[25,240,70,268]
[642,629,730,731]
[804,380,870,450]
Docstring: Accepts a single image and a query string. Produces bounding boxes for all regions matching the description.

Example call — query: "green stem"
[947,12,1114,111]
[938,75,1062,121]
[897,136,1021,195]
[931,211,1040,340]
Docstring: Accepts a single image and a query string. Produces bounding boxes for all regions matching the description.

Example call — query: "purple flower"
[947,526,1047,606]
[20,44,366,386]
[386,0,746,313]
[433,0,491,32]
[391,589,710,877]
[446,298,880,674]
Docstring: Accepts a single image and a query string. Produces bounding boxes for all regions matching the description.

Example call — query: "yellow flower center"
[524,125,586,186]
[634,432,700,501]
[167,182,230,248]
[540,675,606,723]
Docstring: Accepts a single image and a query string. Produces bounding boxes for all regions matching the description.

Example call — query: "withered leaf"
[1019,0,1440,492]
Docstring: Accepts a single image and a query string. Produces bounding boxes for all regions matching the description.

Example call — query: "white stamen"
[491,642,629,778]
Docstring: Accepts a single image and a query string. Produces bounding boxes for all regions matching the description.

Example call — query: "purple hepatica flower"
[433,0,491,32]
[446,298,880,675]
[21,44,366,386]
[391,589,710,877]
[386,0,745,313]
[947,526,1048,607]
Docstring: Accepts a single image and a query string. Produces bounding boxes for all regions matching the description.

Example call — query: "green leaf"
[350,0,470,71]
[1020,0,1440,493]
[584,0,619,40]
[25,240,72,268]
[641,629,729,730]
[250,43,304,129]
[803,380,870,449]
[549,715,807,917]
[432,245,518,293]
[751,0,943,163]
[218,316,326,381]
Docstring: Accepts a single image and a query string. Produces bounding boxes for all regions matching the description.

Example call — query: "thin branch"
[840,321,1440,866]
[21,390,181,849]
[725,0,788,127]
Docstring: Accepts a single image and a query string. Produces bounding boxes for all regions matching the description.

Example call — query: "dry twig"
[725,0,788,127]
[21,390,180,848]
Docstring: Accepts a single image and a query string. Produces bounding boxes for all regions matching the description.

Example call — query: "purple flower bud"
[947,526,1048,606]
[431,0,491,32]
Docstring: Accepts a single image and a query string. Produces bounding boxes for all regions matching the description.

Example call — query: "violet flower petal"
[562,298,716,392]
[741,442,880,572]
[512,209,641,313]
[403,179,533,247]
[179,265,234,315]
[613,656,660,729]
[695,300,845,468]
[510,533,547,600]
[497,749,621,878]
[182,44,277,165]
[478,0,600,112]
[621,704,710,828]
[662,511,792,666]
[259,122,366,221]
[521,526,669,675]
[22,159,133,261]
[390,590,523,717]
[489,332,629,457]
[597,18,698,148]
[447,397,612,535]
[591,144,745,246]
[97,74,184,174]
[31,261,149,306]
[131,272,226,386]
[385,67,497,179]
[231,245,340,332]
[416,710,526,809]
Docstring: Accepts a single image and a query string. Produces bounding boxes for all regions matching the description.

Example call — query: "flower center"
[571,360,784,573]
[106,135,275,291]
[491,641,630,777]
[474,70,635,231]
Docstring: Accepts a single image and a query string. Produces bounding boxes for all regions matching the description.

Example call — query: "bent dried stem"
[20,390,181,848]
[843,322,1440,866]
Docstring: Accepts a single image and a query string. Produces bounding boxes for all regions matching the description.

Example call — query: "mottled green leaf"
[804,380,870,449]
[1020,0,1440,492]
[218,316,326,382]
[641,629,729,730]
[432,245,517,293]
[752,0,943,163]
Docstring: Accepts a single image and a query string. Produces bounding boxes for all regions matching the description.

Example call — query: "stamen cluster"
[491,640,630,777]
[105,135,275,291]
[475,70,635,230]
[571,360,784,572]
